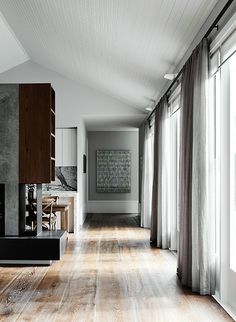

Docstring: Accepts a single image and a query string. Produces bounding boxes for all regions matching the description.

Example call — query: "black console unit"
[0,230,67,261]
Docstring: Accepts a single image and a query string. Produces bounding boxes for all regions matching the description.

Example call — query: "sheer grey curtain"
[178,38,215,295]
[141,120,154,228]
[150,96,170,248]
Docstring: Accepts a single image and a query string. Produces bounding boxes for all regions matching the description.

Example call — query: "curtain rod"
[146,0,234,122]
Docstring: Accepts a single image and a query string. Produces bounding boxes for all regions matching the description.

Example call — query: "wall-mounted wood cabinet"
[19,83,55,183]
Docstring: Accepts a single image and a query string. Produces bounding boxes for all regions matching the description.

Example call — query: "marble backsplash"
[43,166,77,192]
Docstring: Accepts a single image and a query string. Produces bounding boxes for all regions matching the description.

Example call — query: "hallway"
[0,214,233,322]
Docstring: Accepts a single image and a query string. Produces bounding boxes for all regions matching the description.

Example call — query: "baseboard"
[87,200,139,213]
[213,295,236,321]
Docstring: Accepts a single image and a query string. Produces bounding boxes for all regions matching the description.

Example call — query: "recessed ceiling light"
[145,107,153,112]
[164,73,177,80]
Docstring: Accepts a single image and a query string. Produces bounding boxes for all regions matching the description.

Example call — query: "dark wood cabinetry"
[19,84,55,183]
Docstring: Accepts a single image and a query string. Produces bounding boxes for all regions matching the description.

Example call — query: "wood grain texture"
[19,83,55,183]
[0,214,233,322]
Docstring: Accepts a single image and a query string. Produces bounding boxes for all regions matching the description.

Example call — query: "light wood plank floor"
[0,213,233,322]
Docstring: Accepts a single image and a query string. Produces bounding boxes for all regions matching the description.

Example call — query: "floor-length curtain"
[178,38,215,295]
[141,120,154,228]
[150,96,170,248]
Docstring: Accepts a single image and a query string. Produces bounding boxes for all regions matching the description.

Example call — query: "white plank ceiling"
[0,0,218,111]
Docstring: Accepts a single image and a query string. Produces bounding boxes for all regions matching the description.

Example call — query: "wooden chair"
[45,196,59,204]
[42,198,57,230]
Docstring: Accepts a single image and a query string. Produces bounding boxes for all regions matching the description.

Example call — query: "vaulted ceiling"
[0,0,218,112]
[0,12,28,73]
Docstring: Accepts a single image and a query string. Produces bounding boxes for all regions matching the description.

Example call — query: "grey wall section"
[0,84,19,235]
[88,131,139,201]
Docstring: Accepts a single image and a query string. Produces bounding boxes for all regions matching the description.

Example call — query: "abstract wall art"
[96,150,131,193]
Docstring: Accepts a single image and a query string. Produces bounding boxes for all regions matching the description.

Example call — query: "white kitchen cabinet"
[56,128,77,166]
[55,129,63,166]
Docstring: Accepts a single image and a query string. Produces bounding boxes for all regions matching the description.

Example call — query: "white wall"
[0,60,143,120]
[0,61,141,227]
[87,131,139,213]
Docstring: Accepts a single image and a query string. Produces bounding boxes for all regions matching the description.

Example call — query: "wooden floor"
[0,214,233,322]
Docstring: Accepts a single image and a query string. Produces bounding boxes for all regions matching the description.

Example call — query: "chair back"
[42,198,56,230]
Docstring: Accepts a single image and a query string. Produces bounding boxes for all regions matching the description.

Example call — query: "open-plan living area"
[0,0,236,321]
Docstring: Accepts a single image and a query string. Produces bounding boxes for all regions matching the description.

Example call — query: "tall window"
[229,54,236,271]
[168,85,181,251]
[210,13,236,312]
[141,117,154,228]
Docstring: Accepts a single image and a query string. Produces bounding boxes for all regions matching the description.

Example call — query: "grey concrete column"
[0,84,19,236]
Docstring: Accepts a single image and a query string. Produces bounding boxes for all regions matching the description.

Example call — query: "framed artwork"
[96,150,131,193]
